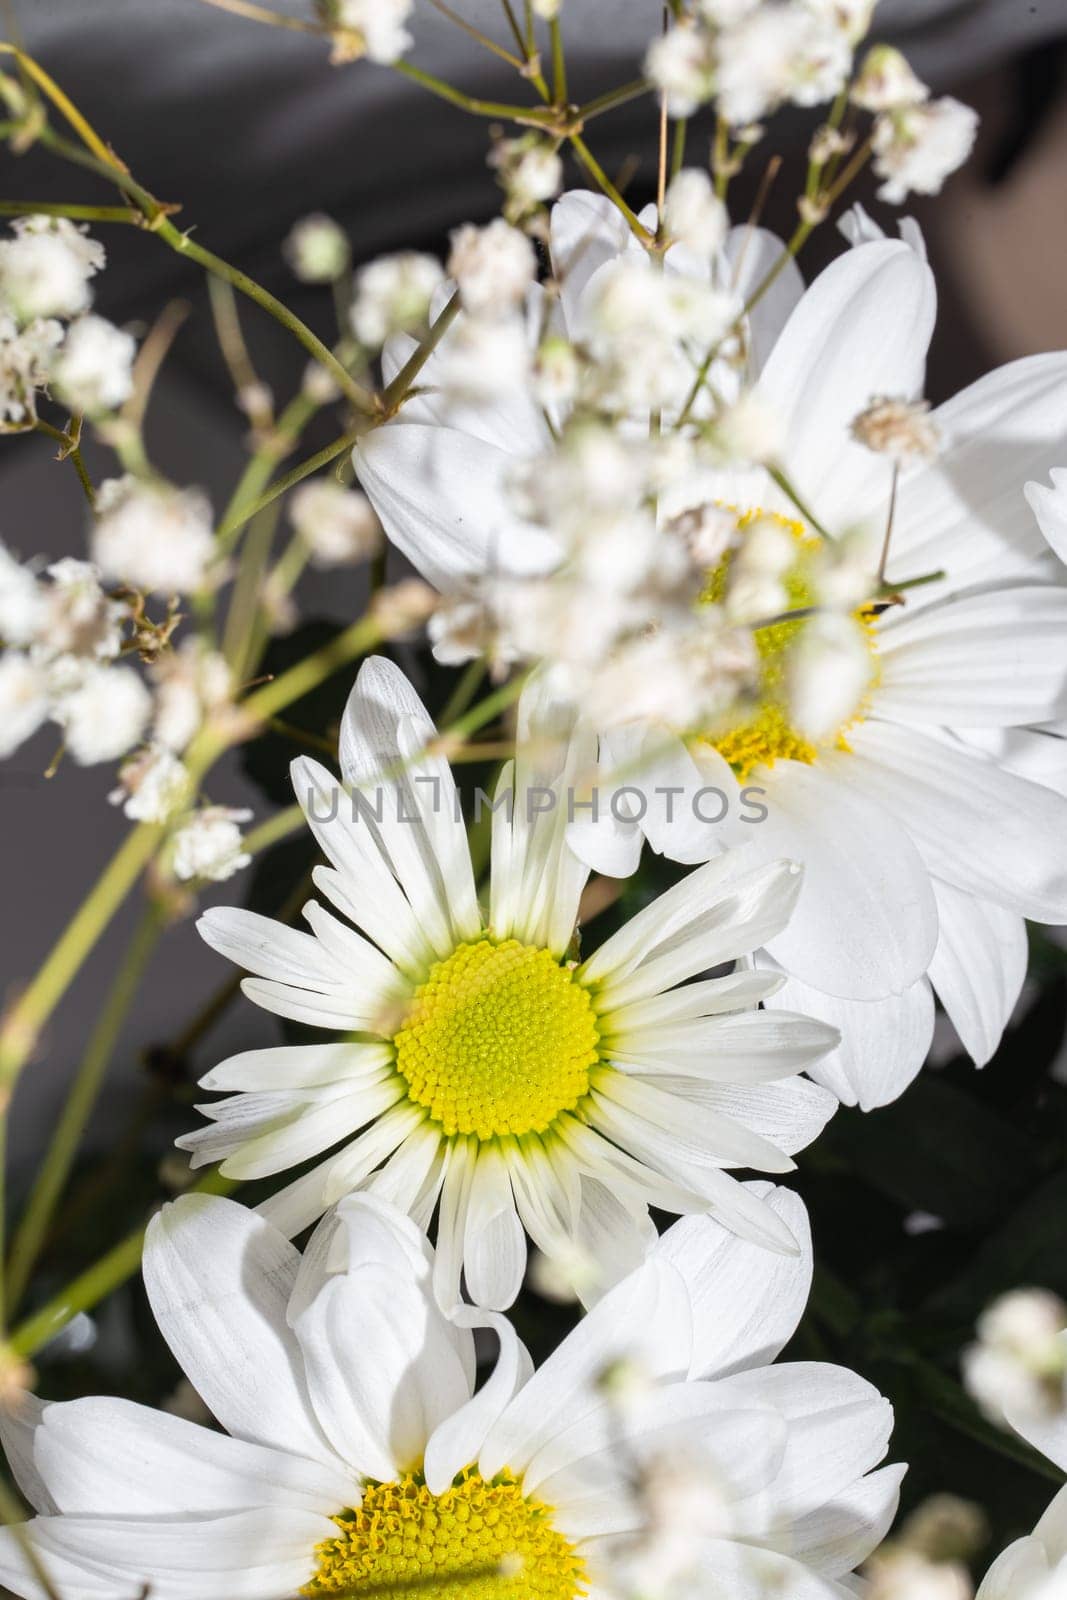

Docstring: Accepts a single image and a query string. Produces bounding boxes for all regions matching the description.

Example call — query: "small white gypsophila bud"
[872,97,979,203]
[289,480,382,568]
[663,168,728,257]
[495,139,564,215]
[350,252,445,349]
[0,216,104,324]
[0,314,64,425]
[963,1289,1067,1426]
[811,523,880,609]
[788,611,874,740]
[109,743,191,823]
[645,25,718,119]
[370,578,438,640]
[447,219,536,317]
[171,805,253,884]
[532,334,579,410]
[851,44,929,112]
[705,390,783,465]
[327,0,413,63]
[42,558,123,662]
[527,1242,601,1305]
[0,543,44,647]
[92,475,216,596]
[586,613,756,730]
[851,394,940,463]
[866,1548,973,1600]
[530,0,561,17]
[54,663,152,765]
[697,0,759,24]
[427,589,498,668]
[665,502,738,569]
[51,315,136,416]
[302,359,343,405]
[899,1496,988,1566]
[804,0,875,45]
[283,213,350,284]
[715,5,852,127]
[151,639,232,752]
[434,315,531,404]
[622,1448,736,1596]
[0,652,49,758]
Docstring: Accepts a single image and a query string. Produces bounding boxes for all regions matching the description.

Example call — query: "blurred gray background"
[2,0,1067,1195]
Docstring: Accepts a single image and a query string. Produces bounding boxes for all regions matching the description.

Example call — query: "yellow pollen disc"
[304,1469,587,1600]
[393,938,600,1140]
[700,508,878,780]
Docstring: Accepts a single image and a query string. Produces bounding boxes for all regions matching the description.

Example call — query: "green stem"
[223,502,281,675]
[32,417,95,507]
[578,78,653,122]
[215,391,318,557]
[549,18,566,104]
[5,898,168,1313]
[215,428,356,548]
[381,291,460,411]
[568,135,653,244]
[7,1171,237,1360]
[389,59,555,126]
[670,116,688,178]
[239,613,384,726]
[767,463,832,540]
[0,199,140,223]
[439,659,487,726]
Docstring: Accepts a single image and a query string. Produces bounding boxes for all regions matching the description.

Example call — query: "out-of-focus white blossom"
[51,315,136,415]
[852,394,941,463]
[289,479,382,568]
[0,651,49,757]
[527,1242,601,1305]
[55,663,151,765]
[283,213,349,283]
[788,610,874,740]
[369,577,438,639]
[583,612,756,730]
[530,0,561,17]
[350,252,444,348]
[811,523,880,609]
[92,475,216,596]
[866,1548,974,1600]
[109,743,191,822]
[645,24,717,119]
[963,1289,1067,1427]
[152,640,232,752]
[434,314,531,404]
[697,0,759,24]
[447,219,536,317]
[42,558,123,662]
[806,0,875,45]
[533,334,580,410]
[427,588,499,668]
[620,1449,736,1598]
[872,97,979,202]
[302,359,343,405]
[665,501,738,569]
[722,514,796,622]
[851,44,929,111]
[490,135,564,219]
[0,216,104,324]
[714,4,852,127]
[171,805,253,883]
[663,168,728,257]
[327,0,413,63]
[0,544,44,646]
[0,314,63,424]
[705,390,783,465]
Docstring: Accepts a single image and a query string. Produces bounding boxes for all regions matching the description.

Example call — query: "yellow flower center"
[305,1469,587,1600]
[701,509,877,779]
[393,938,600,1140]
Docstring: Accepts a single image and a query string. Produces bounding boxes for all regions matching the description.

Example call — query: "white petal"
[876,587,1067,726]
[846,720,1067,923]
[654,1183,813,1379]
[200,1041,394,1093]
[723,225,805,379]
[607,1008,839,1083]
[1026,466,1067,564]
[423,1312,533,1494]
[463,1145,527,1311]
[142,1195,333,1463]
[770,1462,906,1577]
[761,961,935,1110]
[551,190,634,338]
[32,1396,354,1517]
[759,239,935,527]
[197,906,347,988]
[744,759,938,1000]
[590,1075,796,1174]
[355,422,560,587]
[479,1258,692,1480]
[652,1076,837,1158]
[928,881,1028,1066]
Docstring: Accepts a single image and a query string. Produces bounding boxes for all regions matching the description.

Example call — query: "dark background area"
[2,0,1067,1571]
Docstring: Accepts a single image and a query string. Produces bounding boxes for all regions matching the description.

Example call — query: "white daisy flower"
[0,1186,904,1600]
[353,191,1067,1111]
[179,655,839,1309]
